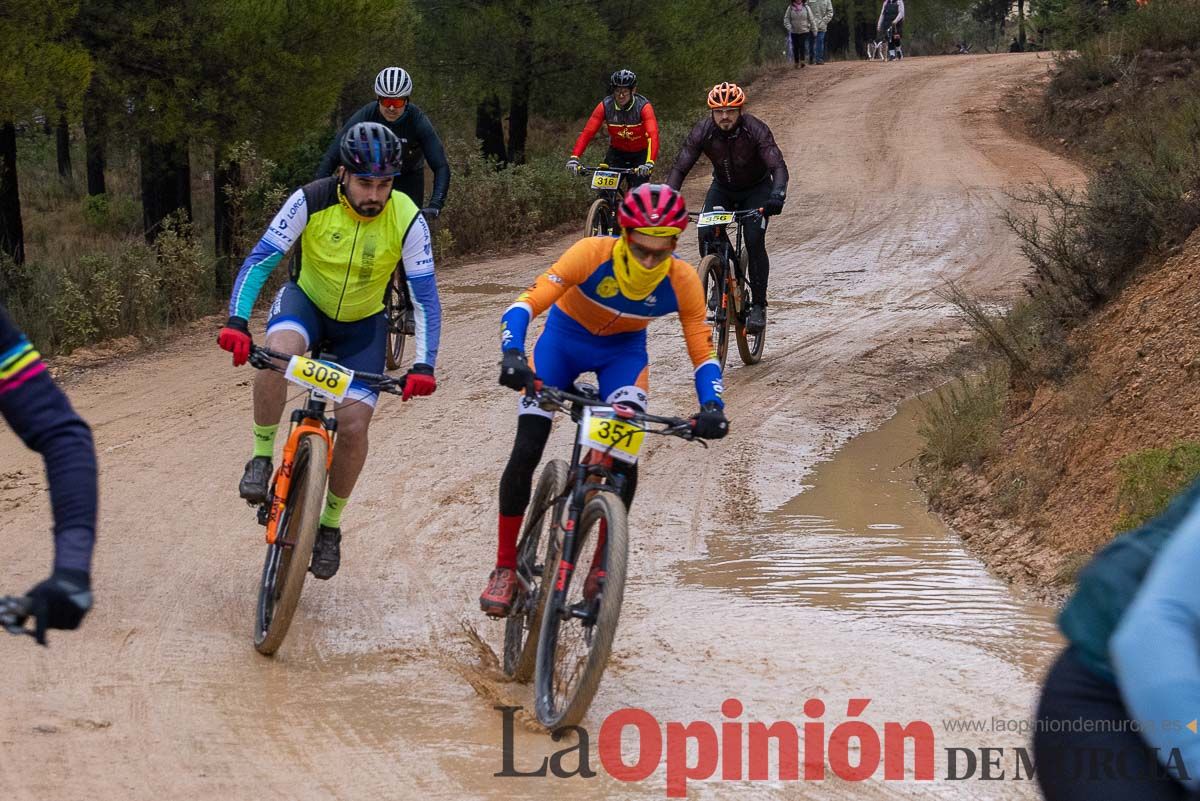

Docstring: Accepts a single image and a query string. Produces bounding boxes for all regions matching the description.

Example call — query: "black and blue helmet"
[339,122,403,178]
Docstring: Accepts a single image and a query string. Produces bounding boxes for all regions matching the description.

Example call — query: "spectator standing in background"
[783,0,817,68]
[809,0,833,64]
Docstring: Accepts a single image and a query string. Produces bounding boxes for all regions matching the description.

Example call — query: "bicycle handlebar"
[578,166,637,175]
[531,382,706,444]
[248,345,408,396]
[688,208,763,222]
[1,595,35,640]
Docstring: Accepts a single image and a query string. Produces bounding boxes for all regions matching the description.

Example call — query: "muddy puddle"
[681,396,1061,679]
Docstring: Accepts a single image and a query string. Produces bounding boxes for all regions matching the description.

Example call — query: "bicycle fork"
[260,407,336,544]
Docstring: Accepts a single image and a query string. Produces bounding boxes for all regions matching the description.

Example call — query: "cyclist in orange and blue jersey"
[566,69,660,188]
[479,184,729,617]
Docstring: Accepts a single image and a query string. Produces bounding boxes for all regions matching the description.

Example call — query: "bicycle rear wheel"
[584,199,614,238]
[699,254,730,371]
[504,458,568,682]
[384,270,410,371]
[254,435,327,655]
[534,491,628,730]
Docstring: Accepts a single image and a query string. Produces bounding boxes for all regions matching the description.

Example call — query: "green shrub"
[918,364,1010,472]
[1115,442,1200,531]
[437,138,590,258]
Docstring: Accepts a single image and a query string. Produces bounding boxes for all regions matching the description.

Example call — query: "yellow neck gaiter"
[612,236,672,301]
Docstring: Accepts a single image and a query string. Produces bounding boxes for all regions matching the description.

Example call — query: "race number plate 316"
[579,407,645,464]
[285,355,354,402]
[590,170,621,190]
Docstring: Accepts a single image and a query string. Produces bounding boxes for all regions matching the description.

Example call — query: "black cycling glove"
[762,193,786,217]
[26,568,93,644]
[692,401,729,439]
[499,350,537,394]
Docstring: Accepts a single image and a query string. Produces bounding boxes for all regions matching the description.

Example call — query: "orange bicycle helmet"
[707,82,746,109]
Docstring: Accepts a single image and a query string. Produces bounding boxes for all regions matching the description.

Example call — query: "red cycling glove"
[217,317,252,366]
[403,364,437,401]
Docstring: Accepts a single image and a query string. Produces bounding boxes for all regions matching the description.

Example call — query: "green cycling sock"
[320,490,349,529]
[253,423,279,458]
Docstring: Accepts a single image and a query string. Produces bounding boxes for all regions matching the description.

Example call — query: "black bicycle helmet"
[339,122,403,178]
[610,69,637,89]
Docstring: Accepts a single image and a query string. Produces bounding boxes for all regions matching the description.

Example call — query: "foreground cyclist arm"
[1110,506,1200,790]
[669,268,728,439]
[0,305,95,639]
[398,212,443,396]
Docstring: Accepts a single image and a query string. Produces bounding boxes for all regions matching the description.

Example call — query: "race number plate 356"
[285,355,354,402]
[696,211,735,227]
[590,170,621,190]
[579,407,645,464]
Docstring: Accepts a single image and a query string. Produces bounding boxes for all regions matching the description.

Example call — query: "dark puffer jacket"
[666,112,789,195]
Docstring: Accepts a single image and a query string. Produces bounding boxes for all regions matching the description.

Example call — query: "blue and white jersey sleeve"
[1110,501,1200,790]
[403,213,441,368]
[228,189,309,320]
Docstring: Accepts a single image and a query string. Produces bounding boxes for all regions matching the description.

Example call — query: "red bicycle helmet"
[617,184,689,236]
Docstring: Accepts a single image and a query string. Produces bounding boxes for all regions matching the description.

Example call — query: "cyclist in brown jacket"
[666,82,789,335]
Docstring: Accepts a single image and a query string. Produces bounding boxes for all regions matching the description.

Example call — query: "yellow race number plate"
[590,171,621,190]
[579,407,645,464]
[285,355,354,402]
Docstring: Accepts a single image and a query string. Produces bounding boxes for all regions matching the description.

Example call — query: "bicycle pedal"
[256,504,270,526]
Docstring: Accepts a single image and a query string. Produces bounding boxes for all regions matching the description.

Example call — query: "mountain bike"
[245,344,406,655]
[384,267,414,371]
[577,166,637,238]
[501,381,704,730]
[692,208,766,370]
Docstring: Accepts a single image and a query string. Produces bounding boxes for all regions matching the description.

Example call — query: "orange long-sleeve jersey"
[500,237,722,405]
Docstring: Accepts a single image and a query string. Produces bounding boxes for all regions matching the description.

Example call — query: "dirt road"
[0,54,1083,800]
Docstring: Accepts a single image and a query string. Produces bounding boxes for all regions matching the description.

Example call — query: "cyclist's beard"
[349,196,384,217]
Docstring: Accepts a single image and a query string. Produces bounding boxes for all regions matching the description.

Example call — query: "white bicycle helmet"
[374,67,413,98]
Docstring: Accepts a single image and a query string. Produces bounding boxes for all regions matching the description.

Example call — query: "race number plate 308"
[285,355,354,402]
[579,407,645,464]
[696,211,735,227]
[590,170,621,190]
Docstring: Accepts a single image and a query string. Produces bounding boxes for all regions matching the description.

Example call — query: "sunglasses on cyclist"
[626,237,675,266]
[378,97,408,111]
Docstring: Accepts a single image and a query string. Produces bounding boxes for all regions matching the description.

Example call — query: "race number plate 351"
[696,211,735,227]
[579,407,645,464]
[285,355,354,402]
[590,170,621,190]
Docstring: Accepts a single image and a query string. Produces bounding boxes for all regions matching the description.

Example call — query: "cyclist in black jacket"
[316,67,451,217]
[0,303,96,640]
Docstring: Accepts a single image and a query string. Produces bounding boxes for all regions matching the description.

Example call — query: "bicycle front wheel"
[504,459,568,682]
[385,271,410,371]
[699,254,730,371]
[584,199,614,238]
[734,250,766,364]
[534,491,628,731]
[254,435,328,655]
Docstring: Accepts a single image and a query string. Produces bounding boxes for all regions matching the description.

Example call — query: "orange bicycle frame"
[263,420,335,545]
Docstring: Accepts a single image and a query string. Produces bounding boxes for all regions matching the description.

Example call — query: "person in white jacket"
[877,0,905,59]
[783,0,817,68]
[809,0,834,64]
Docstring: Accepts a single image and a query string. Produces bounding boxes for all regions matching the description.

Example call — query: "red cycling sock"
[497,514,523,570]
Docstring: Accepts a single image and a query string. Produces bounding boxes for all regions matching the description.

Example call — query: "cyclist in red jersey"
[567,69,660,187]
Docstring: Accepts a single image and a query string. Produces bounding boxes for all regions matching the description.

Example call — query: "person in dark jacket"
[666,82,789,335]
[316,67,451,216]
[0,303,96,643]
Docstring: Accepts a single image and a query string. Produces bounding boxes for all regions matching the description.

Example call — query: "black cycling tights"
[701,178,773,306]
[499,414,638,518]
[1034,646,1193,801]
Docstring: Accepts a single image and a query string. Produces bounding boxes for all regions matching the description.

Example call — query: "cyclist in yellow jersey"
[218,123,443,580]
